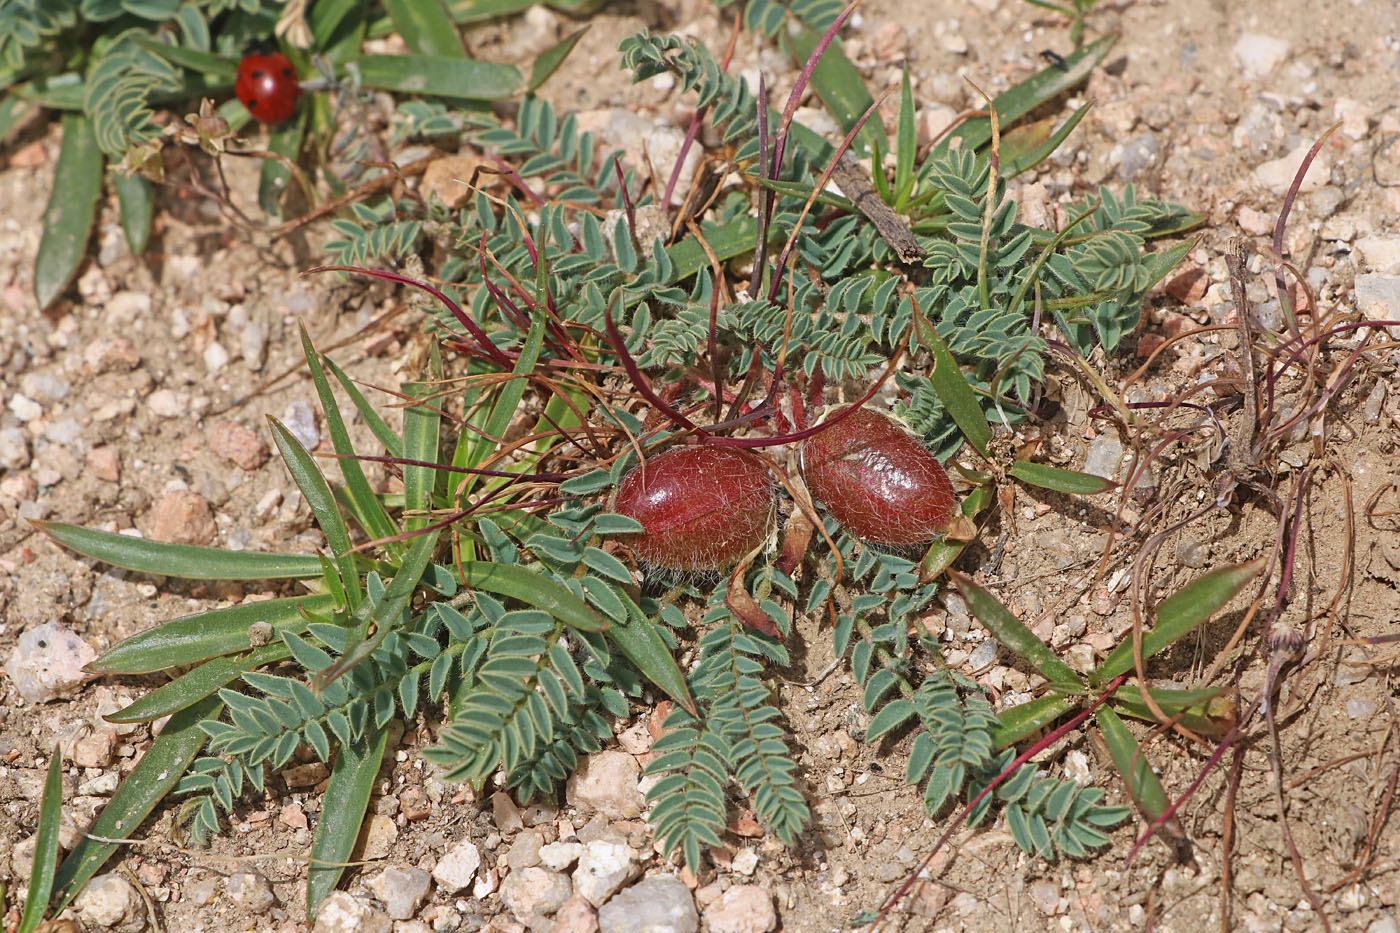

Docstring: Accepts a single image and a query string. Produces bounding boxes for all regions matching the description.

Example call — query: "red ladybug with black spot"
[235,41,300,125]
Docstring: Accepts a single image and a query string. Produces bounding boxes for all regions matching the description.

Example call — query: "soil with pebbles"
[3,0,1400,931]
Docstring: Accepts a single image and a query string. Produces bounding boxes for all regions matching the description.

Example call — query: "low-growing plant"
[23,0,1231,925]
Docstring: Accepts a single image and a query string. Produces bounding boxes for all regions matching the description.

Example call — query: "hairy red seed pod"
[800,407,957,547]
[613,446,775,572]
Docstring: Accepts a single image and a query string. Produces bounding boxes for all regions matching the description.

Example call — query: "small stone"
[598,876,697,933]
[421,153,489,210]
[1333,97,1372,140]
[872,23,907,60]
[4,622,97,702]
[555,895,600,933]
[8,393,42,422]
[149,490,216,545]
[240,319,268,372]
[473,866,499,899]
[1082,433,1123,480]
[431,839,481,893]
[1367,917,1399,933]
[147,389,187,418]
[282,761,327,788]
[20,371,71,401]
[540,841,584,871]
[89,445,121,482]
[280,802,308,829]
[0,426,31,470]
[573,839,640,907]
[184,876,219,907]
[358,814,398,860]
[1256,143,1332,196]
[1232,33,1290,78]
[506,831,545,870]
[203,340,230,372]
[1356,235,1400,275]
[565,751,643,819]
[9,139,49,168]
[1029,880,1060,915]
[84,336,141,373]
[1237,205,1273,237]
[1116,131,1159,182]
[367,866,431,920]
[76,873,145,931]
[919,103,960,147]
[616,721,652,756]
[73,728,117,768]
[500,867,572,919]
[492,790,525,832]
[703,884,776,933]
[313,891,391,933]
[1346,698,1378,719]
[283,400,320,450]
[227,871,276,913]
[208,420,270,471]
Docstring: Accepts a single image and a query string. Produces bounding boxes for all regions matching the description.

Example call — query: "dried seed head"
[1265,624,1304,659]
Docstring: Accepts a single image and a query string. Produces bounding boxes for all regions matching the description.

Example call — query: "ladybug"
[235,45,300,125]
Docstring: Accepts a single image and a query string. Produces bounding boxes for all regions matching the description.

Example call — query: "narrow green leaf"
[402,373,441,532]
[919,482,993,580]
[17,746,63,933]
[529,25,588,92]
[310,0,368,63]
[105,645,292,723]
[1008,460,1115,494]
[307,725,388,913]
[131,34,238,79]
[992,693,1076,748]
[913,298,992,457]
[383,0,467,57]
[614,602,695,715]
[942,34,1115,156]
[111,171,153,257]
[1095,559,1265,681]
[300,323,400,545]
[268,416,361,608]
[458,561,606,633]
[893,68,915,204]
[781,26,885,155]
[952,571,1083,688]
[259,109,307,218]
[35,521,325,581]
[323,354,404,458]
[35,112,102,310]
[1096,706,1168,825]
[1111,685,1234,735]
[1002,103,1092,179]
[54,695,222,909]
[354,54,522,100]
[315,530,440,691]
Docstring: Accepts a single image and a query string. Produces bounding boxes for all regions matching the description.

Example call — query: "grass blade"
[1096,559,1265,681]
[383,0,467,57]
[781,24,885,156]
[105,645,291,723]
[912,297,992,457]
[90,594,333,674]
[459,561,607,633]
[613,601,696,715]
[402,376,442,531]
[893,68,915,206]
[354,54,522,100]
[112,171,153,257]
[950,570,1082,688]
[307,725,388,913]
[529,26,588,92]
[299,323,400,546]
[941,33,1115,156]
[314,530,440,691]
[993,693,1076,748]
[34,520,324,580]
[1007,460,1115,494]
[35,112,103,310]
[258,110,307,218]
[16,746,63,933]
[268,416,362,609]
[53,695,222,909]
[323,354,404,458]
[1096,705,1170,820]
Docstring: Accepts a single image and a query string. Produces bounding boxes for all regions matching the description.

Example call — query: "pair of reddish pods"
[612,406,961,576]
